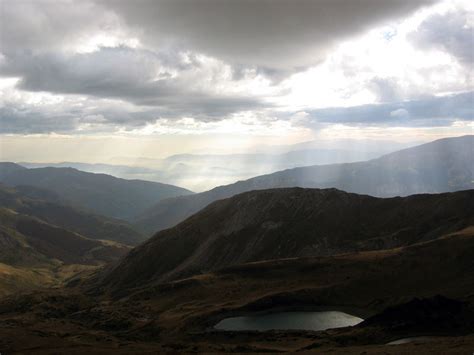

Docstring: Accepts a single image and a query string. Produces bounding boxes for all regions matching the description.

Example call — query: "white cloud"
[390,108,410,119]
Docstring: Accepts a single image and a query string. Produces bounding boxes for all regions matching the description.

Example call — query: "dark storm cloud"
[4,0,467,135]
[305,91,474,127]
[0,47,266,118]
[410,10,474,65]
[102,0,435,72]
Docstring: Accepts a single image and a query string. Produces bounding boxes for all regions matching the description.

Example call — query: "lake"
[387,336,440,345]
[214,311,363,331]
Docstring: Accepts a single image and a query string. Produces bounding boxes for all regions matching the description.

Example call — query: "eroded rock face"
[100,188,474,291]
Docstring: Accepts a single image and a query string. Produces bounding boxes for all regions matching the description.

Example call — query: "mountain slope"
[0,163,193,220]
[0,207,130,296]
[1,228,474,353]
[0,208,129,267]
[0,184,145,245]
[0,162,27,180]
[136,135,474,233]
[102,188,474,290]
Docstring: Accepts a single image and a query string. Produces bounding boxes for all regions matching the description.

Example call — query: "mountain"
[102,188,474,290]
[1,191,473,352]
[19,161,161,180]
[0,163,193,220]
[0,208,129,267]
[0,207,130,297]
[0,162,27,179]
[19,147,385,192]
[136,135,474,233]
[0,184,145,245]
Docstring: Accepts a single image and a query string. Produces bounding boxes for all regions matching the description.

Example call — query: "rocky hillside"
[102,187,474,290]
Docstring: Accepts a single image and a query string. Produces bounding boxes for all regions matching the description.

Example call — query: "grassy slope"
[0,207,130,297]
[0,263,97,298]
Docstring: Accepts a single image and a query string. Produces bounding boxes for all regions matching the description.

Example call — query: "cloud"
[102,0,435,71]
[1,0,471,138]
[0,102,78,134]
[369,77,402,103]
[0,47,268,119]
[390,108,410,119]
[305,91,474,127]
[0,0,125,55]
[410,9,474,65]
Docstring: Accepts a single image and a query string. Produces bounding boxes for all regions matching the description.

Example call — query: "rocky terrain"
[102,188,474,289]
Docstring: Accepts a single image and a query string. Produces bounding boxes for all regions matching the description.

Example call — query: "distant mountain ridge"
[101,188,474,291]
[19,147,386,192]
[0,164,193,221]
[135,135,474,234]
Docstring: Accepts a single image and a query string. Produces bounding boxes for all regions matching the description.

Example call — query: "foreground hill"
[102,188,474,290]
[0,184,145,245]
[0,163,193,220]
[0,208,130,297]
[1,227,473,353]
[136,135,474,233]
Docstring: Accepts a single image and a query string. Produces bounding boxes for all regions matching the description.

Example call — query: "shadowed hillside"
[0,163,193,220]
[101,188,474,291]
[136,135,474,233]
[0,184,145,245]
[0,207,130,297]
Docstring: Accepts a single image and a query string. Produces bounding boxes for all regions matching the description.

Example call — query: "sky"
[0,0,473,163]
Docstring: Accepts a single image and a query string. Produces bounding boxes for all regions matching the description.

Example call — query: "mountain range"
[135,135,474,234]
[20,147,387,192]
[0,163,193,221]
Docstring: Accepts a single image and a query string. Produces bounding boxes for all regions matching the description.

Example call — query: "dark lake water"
[214,311,363,331]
